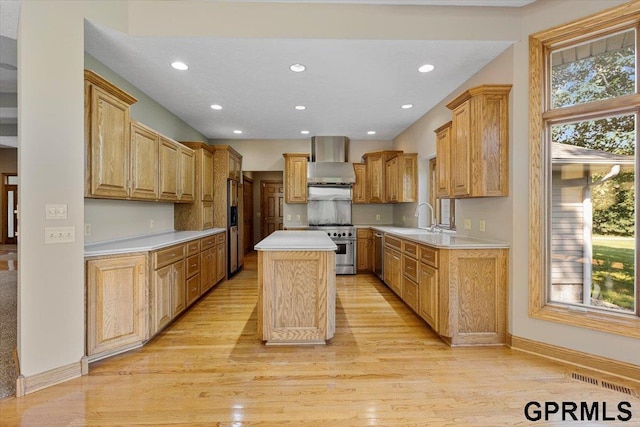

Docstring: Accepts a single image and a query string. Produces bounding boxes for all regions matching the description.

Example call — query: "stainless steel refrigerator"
[227,180,240,277]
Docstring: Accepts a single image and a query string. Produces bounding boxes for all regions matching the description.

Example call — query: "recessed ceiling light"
[294,105,306,110]
[418,64,435,73]
[171,61,189,71]
[401,104,414,109]
[210,104,223,110]
[301,130,310,135]
[290,63,306,72]
[367,131,376,135]
[233,130,243,134]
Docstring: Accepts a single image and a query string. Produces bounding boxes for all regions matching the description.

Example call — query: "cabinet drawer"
[186,240,200,257]
[215,233,225,245]
[403,241,417,259]
[385,235,401,250]
[356,228,371,238]
[402,276,419,312]
[403,256,418,282]
[186,254,200,277]
[153,244,184,269]
[419,245,438,268]
[201,235,216,249]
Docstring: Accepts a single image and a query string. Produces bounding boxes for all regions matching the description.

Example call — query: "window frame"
[529,1,640,339]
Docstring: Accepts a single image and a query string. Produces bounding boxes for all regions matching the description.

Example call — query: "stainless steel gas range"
[308,224,356,275]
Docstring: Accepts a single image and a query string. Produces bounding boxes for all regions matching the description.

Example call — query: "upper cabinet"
[444,84,511,198]
[174,142,214,231]
[362,150,402,203]
[283,153,308,203]
[352,163,367,204]
[84,70,196,203]
[213,145,243,229]
[385,153,417,203]
[84,70,137,199]
[434,122,452,198]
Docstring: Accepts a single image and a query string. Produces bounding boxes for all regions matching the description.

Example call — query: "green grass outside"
[591,235,635,311]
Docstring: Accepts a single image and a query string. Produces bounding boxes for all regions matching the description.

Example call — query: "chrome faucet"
[414,202,437,231]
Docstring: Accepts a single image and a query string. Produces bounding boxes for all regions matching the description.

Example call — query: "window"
[529,3,640,338]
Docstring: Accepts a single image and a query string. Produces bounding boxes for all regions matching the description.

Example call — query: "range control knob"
[348,232,352,237]
[327,232,331,236]
[333,232,338,236]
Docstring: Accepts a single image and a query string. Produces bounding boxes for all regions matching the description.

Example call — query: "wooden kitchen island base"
[255,231,337,345]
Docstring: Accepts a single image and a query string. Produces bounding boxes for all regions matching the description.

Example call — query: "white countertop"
[84,228,226,257]
[254,230,337,251]
[370,226,509,249]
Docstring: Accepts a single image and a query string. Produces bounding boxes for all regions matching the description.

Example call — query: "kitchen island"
[254,230,337,345]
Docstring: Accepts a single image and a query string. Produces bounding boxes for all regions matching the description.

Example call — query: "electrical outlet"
[45,226,75,244]
[286,214,291,221]
[464,219,472,230]
[84,224,91,236]
[479,220,486,232]
[376,214,381,221]
[296,215,301,221]
[402,215,406,222]
[150,219,155,228]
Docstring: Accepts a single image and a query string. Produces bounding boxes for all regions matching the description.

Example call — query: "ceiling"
[0,0,537,146]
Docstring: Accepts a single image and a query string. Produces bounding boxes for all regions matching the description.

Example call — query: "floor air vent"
[570,372,639,398]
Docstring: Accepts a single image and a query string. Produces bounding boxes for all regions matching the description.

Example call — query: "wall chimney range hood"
[307,136,356,185]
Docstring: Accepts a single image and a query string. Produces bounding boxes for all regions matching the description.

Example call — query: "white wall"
[83,54,207,243]
[18,1,86,377]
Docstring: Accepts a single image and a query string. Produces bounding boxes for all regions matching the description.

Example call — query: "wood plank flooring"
[1,252,638,426]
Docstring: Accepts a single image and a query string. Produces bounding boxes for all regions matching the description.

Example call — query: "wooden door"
[130,121,158,200]
[261,181,283,239]
[243,177,254,253]
[2,174,17,244]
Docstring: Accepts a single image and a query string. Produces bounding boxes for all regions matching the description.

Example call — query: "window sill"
[530,303,640,339]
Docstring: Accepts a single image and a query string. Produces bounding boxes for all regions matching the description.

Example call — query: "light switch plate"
[45,204,67,220]
[464,219,472,230]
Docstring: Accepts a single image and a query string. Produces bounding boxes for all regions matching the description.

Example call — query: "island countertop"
[254,230,337,251]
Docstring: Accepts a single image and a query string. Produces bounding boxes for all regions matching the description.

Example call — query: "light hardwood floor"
[0,252,638,426]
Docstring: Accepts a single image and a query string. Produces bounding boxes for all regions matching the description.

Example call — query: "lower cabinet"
[86,254,147,360]
[86,231,227,363]
[356,228,373,272]
[380,232,508,346]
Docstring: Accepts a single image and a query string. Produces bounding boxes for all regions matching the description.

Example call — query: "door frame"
[260,180,284,240]
[242,176,254,253]
[1,173,18,244]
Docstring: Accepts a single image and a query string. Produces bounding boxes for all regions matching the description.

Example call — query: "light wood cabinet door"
[158,136,180,201]
[446,85,511,198]
[357,237,371,272]
[216,241,226,282]
[398,154,417,203]
[283,153,308,203]
[202,201,214,230]
[186,274,200,307]
[86,255,147,358]
[87,85,131,199]
[385,156,398,203]
[200,247,214,294]
[366,153,385,203]
[352,163,367,204]
[418,262,438,331]
[228,151,242,182]
[435,122,452,198]
[130,121,159,200]
[171,260,186,317]
[450,100,471,197]
[178,147,195,202]
[152,264,173,334]
[202,149,214,201]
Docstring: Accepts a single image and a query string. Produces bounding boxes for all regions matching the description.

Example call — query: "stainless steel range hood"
[307,136,356,185]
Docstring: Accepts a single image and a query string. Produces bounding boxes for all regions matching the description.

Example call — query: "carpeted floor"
[0,245,17,399]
